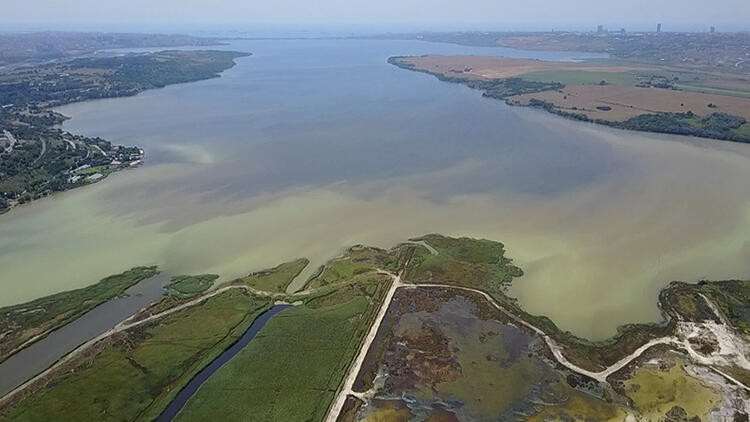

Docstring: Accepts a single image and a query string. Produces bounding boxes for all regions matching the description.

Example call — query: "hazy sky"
[1,0,749,32]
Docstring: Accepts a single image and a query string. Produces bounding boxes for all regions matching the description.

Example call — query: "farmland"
[175,276,390,422]
[390,55,750,142]
[2,236,749,421]
[0,289,271,421]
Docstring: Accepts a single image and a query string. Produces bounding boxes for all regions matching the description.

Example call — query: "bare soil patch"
[395,55,641,80]
[508,85,750,122]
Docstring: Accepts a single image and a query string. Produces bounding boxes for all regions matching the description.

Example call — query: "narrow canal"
[0,272,173,397]
[156,304,292,422]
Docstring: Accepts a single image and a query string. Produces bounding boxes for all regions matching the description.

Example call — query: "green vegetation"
[404,234,523,290]
[0,266,157,363]
[526,394,628,422]
[0,289,270,422]
[732,124,750,139]
[381,31,750,72]
[402,235,674,372]
[174,277,389,422]
[240,258,309,293]
[620,111,749,142]
[0,49,248,213]
[402,235,750,379]
[391,53,750,145]
[521,69,641,86]
[353,286,627,421]
[4,236,747,421]
[1,243,404,422]
[166,274,218,298]
[0,50,249,107]
[525,98,750,143]
[664,280,750,334]
[388,56,563,99]
[304,246,399,289]
[624,360,721,421]
[476,77,564,99]
[0,32,220,66]
[677,83,750,99]
[520,69,686,89]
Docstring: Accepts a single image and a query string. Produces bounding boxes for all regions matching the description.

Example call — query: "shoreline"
[2,236,749,421]
[0,49,251,215]
[388,55,750,144]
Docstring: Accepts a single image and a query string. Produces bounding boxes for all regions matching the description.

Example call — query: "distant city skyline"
[1,0,749,33]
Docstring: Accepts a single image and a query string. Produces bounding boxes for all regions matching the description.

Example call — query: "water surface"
[0,272,171,396]
[156,304,291,422]
[1,39,749,339]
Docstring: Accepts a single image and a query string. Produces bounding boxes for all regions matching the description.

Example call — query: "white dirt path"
[324,269,403,422]
[0,282,316,407]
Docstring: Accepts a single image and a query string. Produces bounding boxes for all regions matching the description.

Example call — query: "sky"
[1,0,749,33]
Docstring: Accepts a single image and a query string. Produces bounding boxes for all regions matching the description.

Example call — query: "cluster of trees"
[1,50,247,108]
[83,51,246,89]
[0,134,86,198]
[619,111,747,141]
[475,78,564,99]
[0,49,248,211]
[0,112,132,210]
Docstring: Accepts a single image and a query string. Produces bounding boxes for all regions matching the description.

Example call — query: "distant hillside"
[0,32,223,65]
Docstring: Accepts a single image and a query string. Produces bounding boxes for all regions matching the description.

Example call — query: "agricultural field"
[174,274,391,422]
[3,236,749,422]
[379,32,750,73]
[0,266,158,363]
[390,55,750,142]
[520,69,642,86]
[508,84,750,122]
[0,240,409,422]
[0,289,271,421]
[390,55,640,81]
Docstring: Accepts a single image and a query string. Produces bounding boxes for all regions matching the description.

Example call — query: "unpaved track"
[323,241,684,420]
[411,283,680,382]
[4,242,745,416]
[0,283,314,406]
[326,269,750,420]
[324,270,402,422]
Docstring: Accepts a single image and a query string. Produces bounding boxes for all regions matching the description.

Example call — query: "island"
[0,235,747,421]
[0,48,250,214]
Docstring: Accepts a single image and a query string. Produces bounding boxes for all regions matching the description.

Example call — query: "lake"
[1,39,749,340]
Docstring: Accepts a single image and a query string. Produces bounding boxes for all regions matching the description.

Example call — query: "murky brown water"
[1,39,749,340]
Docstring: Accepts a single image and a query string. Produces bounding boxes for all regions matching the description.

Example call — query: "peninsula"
[0,47,249,214]
[384,31,750,143]
[389,55,750,143]
[1,235,748,421]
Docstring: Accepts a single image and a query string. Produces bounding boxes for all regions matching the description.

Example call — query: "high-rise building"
[620,28,626,34]
[657,23,662,33]
[597,25,604,33]
[710,26,716,33]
